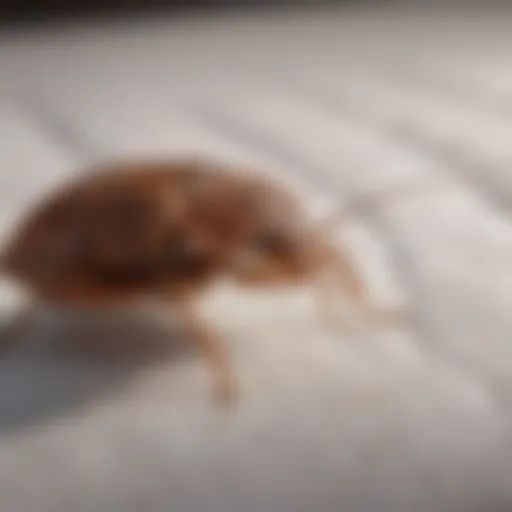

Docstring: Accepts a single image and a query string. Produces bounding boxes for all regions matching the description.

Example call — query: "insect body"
[0,157,411,403]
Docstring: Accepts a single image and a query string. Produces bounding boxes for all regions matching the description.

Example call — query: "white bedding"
[0,5,512,511]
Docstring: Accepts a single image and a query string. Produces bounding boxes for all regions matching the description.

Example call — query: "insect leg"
[319,242,405,328]
[177,301,238,405]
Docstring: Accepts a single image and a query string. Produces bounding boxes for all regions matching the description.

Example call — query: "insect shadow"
[0,304,192,436]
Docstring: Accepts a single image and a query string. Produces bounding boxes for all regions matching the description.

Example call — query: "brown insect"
[0,157,427,404]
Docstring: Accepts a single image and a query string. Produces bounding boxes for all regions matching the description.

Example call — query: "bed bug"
[0,157,429,404]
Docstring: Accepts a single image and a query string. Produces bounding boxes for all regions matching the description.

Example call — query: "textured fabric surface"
[1,5,512,511]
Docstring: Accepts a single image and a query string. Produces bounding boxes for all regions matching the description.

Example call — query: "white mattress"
[0,5,512,511]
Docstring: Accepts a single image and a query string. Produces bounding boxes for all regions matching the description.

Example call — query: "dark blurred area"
[0,0,372,26]
[3,0,509,28]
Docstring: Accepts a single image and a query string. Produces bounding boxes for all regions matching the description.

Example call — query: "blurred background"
[0,0,386,24]
[2,1,512,512]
